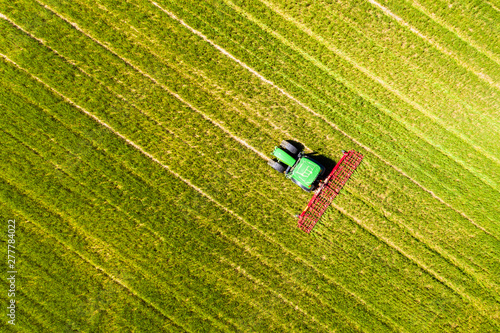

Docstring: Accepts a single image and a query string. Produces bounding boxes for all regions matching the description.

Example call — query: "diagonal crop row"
[3,5,500,322]
[8,0,500,235]
[365,0,500,90]
[137,0,500,213]
[376,0,500,82]
[281,0,500,117]
[152,0,500,224]
[406,0,500,64]
[0,1,500,330]
[0,7,304,215]
[0,78,394,330]
[0,113,325,332]
[2,20,496,320]
[1,66,498,330]
[0,158,282,332]
[0,83,392,330]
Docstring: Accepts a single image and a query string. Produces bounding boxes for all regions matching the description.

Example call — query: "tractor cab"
[268,141,325,192]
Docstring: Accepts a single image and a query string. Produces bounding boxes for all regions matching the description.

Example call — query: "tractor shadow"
[304,152,337,180]
[286,140,305,152]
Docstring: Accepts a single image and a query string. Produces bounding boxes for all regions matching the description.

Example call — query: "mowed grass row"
[0,61,395,331]
[3,0,500,300]
[405,0,500,60]
[2,1,500,330]
[4,0,500,320]
[0,204,178,333]
[1,57,498,332]
[0,35,454,328]
[145,1,500,310]
[156,0,500,213]
[376,0,500,82]
[0,206,47,333]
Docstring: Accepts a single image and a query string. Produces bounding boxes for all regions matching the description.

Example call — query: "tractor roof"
[290,157,323,187]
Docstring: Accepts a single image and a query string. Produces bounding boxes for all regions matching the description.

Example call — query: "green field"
[1,0,500,331]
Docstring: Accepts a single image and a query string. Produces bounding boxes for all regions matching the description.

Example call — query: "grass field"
[1,0,500,331]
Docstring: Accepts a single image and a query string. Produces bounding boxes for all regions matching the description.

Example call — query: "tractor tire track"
[148,1,496,238]
[1,109,337,331]
[19,74,498,323]
[4,51,492,330]
[321,0,500,128]
[0,52,252,239]
[331,194,500,318]
[31,1,268,162]
[8,55,484,330]
[1,54,399,331]
[409,0,500,67]
[4,3,500,322]
[366,0,500,90]
[257,0,500,167]
[0,67,380,321]
[485,0,500,14]
[283,0,500,126]
[24,0,500,236]
[3,105,360,333]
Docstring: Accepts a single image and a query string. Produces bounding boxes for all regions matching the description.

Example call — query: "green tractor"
[268,141,325,192]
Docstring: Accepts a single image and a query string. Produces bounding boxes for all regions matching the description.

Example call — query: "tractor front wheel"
[281,140,300,155]
[268,159,287,173]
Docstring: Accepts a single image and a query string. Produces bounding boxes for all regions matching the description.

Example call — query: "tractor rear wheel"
[281,140,300,155]
[268,159,287,173]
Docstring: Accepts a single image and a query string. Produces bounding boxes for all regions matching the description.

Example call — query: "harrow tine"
[297,150,363,233]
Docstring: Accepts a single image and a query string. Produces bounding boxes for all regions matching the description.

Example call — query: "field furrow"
[0,104,369,332]
[2,0,499,331]
[408,0,500,65]
[0,74,394,330]
[144,0,500,228]
[1,77,498,330]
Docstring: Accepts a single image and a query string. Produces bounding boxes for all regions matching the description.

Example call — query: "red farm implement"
[297,150,363,233]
